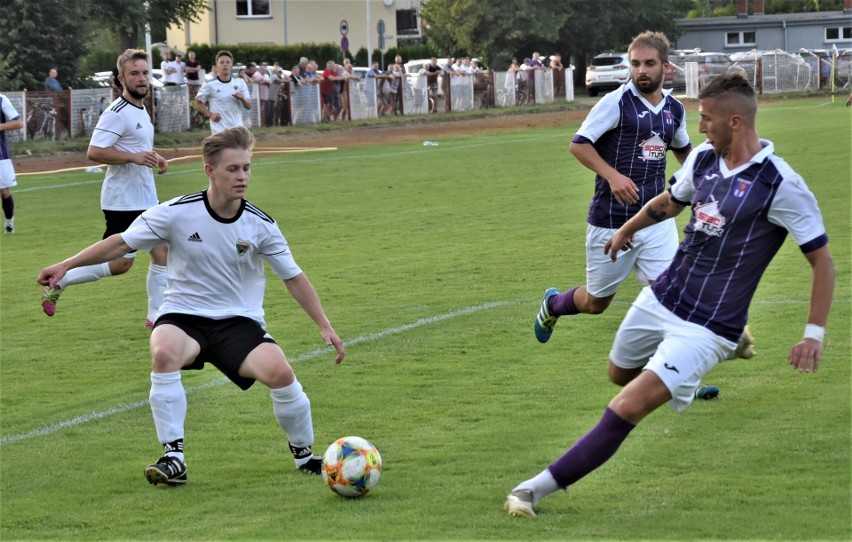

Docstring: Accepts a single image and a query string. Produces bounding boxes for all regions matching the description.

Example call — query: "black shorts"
[103,209,145,253]
[154,313,277,390]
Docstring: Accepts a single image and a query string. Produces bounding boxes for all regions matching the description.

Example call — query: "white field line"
[0,301,513,446]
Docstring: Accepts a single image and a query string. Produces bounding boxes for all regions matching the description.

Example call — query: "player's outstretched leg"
[534,288,560,343]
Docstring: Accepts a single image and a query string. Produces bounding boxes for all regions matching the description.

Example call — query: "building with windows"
[675,0,852,53]
[165,0,422,54]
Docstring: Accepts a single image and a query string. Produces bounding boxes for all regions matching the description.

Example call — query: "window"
[237,0,270,17]
[726,31,756,47]
[396,9,419,36]
[825,26,852,42]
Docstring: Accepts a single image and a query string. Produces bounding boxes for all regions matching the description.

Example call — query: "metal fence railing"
[17,52,847,140]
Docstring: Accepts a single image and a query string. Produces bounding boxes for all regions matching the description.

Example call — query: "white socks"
[149,371,186,461]
[57,262,111,289]
[270,379,314,458]
[146,263,167,321]
[513,469,560,505]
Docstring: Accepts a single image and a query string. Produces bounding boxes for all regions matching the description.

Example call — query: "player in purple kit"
[534,32,693,337]
[534,32,753,396]
[0,94,23,234]
[505,72,835,517]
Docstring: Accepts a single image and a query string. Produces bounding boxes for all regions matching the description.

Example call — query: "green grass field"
[1,97,849,541]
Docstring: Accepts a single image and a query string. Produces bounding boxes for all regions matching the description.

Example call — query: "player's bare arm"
[88,145,167,173]
[788,245,835,373]
[604,191,686,261]
[38,234,134,289]
[195,99,220,122]
[672,146,693,166]
[283,273,345,363]
[570,141,639,205]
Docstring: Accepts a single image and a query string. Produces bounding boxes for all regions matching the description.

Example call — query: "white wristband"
[803,323,825,343]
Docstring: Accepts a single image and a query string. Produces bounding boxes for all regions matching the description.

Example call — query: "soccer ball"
[321,436,382,498]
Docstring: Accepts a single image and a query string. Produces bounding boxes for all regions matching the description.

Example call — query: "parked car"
[585,52,629,96]
[669,50,732,88]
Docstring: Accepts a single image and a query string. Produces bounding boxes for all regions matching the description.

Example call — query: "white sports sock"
[514,469,560,504]
[149,371,187,453]
[56,262,111,289]
[146,263,167,321]
[270,379,314,454]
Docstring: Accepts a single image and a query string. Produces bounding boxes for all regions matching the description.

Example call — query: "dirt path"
[13,108,592,175]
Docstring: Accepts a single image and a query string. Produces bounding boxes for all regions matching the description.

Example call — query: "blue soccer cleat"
[534,288,560,343]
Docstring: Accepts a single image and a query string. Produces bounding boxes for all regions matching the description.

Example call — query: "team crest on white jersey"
[236,239,250,256]
[638,133,666,161]
[694,197,726,237]
[732,177,752,197]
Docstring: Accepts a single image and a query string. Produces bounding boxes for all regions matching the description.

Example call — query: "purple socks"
[550,286,580,316]
[547,407,636,489]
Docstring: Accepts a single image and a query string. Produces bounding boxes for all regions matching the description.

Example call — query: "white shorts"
[585,219,678,298]
[609,287,737,412]
[0,159,17,189]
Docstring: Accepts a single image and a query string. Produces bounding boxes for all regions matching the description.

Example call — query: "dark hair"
[699,72,758,121]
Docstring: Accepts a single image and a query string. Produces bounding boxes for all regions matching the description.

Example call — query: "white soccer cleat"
[504,489,536,518]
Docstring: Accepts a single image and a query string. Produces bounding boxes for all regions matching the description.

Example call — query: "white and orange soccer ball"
[321,436,382,498]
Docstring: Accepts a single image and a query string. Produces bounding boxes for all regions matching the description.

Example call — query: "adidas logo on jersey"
[136,122,143,129]
[187,232,202,242]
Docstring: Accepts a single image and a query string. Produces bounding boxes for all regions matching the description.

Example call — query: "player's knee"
[150,342,186,372]
[608,361,639,387]
[585,296,612,314]
[110,257,134,275]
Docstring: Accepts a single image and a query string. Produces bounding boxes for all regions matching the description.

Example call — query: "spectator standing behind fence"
[161,51,178,86]
[173,54,186,85]
[44,68,62,91]
[109,65,123,99]
[321,60,343,122]
[251,64,273,126]
[184,51,202,100]
[550,54,564,96]
[340,63,360,120]
[195,50,251,134]
[0,93,23,234]
[39,48,169,327]
[424,57,442,113]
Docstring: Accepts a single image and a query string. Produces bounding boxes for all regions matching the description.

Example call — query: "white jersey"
[195,76,251,134]
[121,190,303,327]
[89,97,158,211]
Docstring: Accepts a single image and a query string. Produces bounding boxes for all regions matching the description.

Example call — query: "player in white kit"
[194,50,252,134]
[40,49,169,328]
[38,126,345,486]
[506,72,835,517]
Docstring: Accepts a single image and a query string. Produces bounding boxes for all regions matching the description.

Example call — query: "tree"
[0,0,93,90]
[89,0,209,51]
[421,0,692,71]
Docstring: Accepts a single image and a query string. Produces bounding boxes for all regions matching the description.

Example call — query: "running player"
[506,72,834,518]
[40,49,168,328]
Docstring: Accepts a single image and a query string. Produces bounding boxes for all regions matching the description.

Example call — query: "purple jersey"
[573,82,691,229]
[652,141,828,342]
